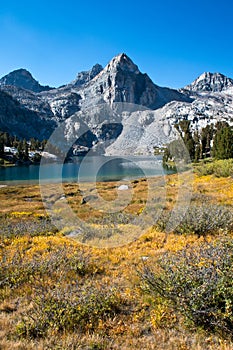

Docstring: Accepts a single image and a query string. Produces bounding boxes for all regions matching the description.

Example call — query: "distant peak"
[2,68,34,80]
[71,63,103,87]
[0,68,53,93]
[89,63,103,76]
[198,72,225,79]
[12,68,32,75]
[185,71,233,92]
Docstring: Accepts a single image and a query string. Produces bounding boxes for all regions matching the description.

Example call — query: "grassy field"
[0,162,233,349]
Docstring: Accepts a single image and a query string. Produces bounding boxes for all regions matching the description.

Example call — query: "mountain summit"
[105,53,140,73]
[0,68,53,93]
[185,72,233,92]
[71,63,103,87]
[81,53,191,109]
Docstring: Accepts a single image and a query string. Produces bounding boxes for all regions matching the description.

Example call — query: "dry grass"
[0,171,233,349]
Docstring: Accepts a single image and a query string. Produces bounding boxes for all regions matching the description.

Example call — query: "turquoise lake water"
[0,156,174,185]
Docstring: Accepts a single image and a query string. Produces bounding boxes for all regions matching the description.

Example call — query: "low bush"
[156,203,233,236]
[195,159,233,177]
[16,283,123,338]
[140,237,233,338]
[0,216,58,240]
[0,246,100,297]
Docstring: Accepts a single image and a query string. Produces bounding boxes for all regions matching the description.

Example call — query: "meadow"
[0,159,233,349]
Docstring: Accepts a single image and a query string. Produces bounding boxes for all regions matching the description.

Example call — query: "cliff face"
[0,54,232,154]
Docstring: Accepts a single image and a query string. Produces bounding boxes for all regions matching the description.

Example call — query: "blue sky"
[0,0,233,88]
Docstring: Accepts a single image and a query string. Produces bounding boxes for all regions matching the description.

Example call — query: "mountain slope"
[104,92,233,156]
[0,90,56,140]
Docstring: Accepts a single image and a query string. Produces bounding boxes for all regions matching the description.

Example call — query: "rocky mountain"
[0,54,232,154]
[184,72,233,93]
[78,54,191,109]
[70,63,103,87]
[0,68,53,93]
[104,90,233,156]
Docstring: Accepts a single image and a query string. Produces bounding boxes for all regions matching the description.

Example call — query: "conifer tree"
[212,125,233,159]
[0,136,4,156]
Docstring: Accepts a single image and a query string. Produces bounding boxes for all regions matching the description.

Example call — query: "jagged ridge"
[184,72,233,92]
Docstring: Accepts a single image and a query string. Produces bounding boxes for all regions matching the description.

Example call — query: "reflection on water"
[0,156,175,185]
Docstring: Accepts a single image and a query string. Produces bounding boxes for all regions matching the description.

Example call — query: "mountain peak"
[13,68,33,77]
[0,68,53,93]
[105,53,140,74]
[185,71,233,92]
[82,53,191,109]
[114,52,131,62]
[72,63,103,87]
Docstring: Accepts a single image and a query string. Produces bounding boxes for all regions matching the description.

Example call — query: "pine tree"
[17,140,24,159]
[212,125,233,159]
[0,136,4,156]
[13,136,19,148]
[177,120,195,160]
[3,132,10,147]
[22,139,29,161]
[193,131,201,162]
[200,124,214,158]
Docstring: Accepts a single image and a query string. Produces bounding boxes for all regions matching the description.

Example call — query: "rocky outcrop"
[49,92,82,119]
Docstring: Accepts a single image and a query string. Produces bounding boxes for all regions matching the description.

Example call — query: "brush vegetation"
[0,160,233,349]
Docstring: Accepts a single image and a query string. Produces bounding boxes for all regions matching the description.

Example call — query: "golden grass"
[0,172,233,349]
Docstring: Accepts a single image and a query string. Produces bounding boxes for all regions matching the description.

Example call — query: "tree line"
[163,120,233,164]
[0,132,47,163]
[0,131,68,164]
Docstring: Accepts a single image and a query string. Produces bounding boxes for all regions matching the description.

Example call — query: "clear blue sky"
[0,0,233,88]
